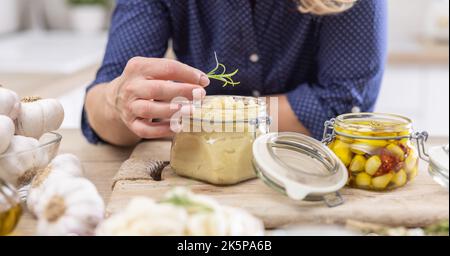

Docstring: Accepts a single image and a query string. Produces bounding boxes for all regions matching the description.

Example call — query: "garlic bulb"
[96,197,188,236]
[27,154,85,215]
[15,97,64,139]
[0,87,20,120]
[165,188,264,236]
[35,177,104,236]
[186,211,228,236]
[221,207,265,236]
[0,115,14,154]
[0,136,44,187]
[97,188,264,236]
[186,207,264,236]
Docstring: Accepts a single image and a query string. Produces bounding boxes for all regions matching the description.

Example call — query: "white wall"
[376,64,449,137]
[377,0,450,137]
[388,0,430,48]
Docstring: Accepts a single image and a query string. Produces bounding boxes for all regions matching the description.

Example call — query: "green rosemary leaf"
[161,195,214,213]
[218,63,227,75]
[220,68,239,78]
[207,52,240,87]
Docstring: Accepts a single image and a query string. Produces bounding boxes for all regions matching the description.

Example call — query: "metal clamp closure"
[322,118,336,145]
[411,131,430,162]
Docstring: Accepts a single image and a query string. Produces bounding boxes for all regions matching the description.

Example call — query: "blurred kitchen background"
[0,0,449,138]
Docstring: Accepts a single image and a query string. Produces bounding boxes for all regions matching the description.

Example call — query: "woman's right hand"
[107,57,210,139]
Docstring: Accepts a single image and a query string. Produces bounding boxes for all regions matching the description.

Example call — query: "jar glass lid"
[253,132,348,206]
[428,144,449,189]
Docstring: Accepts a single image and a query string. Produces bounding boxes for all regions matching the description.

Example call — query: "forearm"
[85,79,141,146]
[271,94,311,136]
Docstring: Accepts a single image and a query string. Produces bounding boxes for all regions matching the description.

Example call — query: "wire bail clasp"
[322,118,336,145]
[411,131,430,162]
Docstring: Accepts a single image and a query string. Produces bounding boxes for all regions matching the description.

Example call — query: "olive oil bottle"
[1,179,22,236]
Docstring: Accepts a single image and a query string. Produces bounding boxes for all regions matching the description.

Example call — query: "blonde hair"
[298,0,357,15]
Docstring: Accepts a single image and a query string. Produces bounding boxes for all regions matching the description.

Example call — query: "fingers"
[128,80,206,101]
[129,100,182,119]
[130,119,174,139]
[125,57,210,87]
[119,57,210,139]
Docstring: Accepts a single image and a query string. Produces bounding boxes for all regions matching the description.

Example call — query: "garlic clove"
[0,115,15,154]
[0,87,20,120]
[350,143,381,155]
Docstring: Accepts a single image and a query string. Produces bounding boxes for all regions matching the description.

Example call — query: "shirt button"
[252,90,261,97]
[249,53,259,63]
[352,106,361,113]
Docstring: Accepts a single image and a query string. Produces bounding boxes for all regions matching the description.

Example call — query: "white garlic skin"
[171,188,264,236]
[48,154,84,177]
[0,115,15,154]
[97,188,265,236]
[0,87,20,120]
[96,197,188,236]
[0,135,43,186]
[15,98,64,139]
[27,154,85,215]
[186,211,228,236]
[220,207,265,236]
[36,177,104,236]
[186,207,264,236]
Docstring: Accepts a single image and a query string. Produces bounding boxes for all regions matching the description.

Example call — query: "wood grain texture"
[108,140,449,229]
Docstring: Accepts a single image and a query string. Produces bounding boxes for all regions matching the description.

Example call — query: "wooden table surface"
[12,129,134,236]
[11,129,448,235]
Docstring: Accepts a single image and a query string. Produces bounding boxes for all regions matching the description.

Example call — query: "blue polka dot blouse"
[82,0,387,143]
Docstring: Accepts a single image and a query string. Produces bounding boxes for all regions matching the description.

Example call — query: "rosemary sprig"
[161,194,214,214]
[207,52,240,87]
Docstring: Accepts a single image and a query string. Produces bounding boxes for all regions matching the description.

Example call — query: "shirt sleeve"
[82,0,171,144]
[287,0,387,140]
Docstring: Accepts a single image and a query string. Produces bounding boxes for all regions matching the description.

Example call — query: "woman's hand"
[85,57,210,146]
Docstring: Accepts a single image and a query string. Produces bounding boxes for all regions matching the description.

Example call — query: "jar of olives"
[1,178,22,236]
[323,113,428,191]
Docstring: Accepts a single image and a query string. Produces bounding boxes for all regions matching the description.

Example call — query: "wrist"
[105,77,124,122]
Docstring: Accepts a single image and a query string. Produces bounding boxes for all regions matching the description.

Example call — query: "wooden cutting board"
[107,140,449,229]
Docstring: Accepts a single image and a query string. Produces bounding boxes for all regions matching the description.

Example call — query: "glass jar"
[0,179,22,236]
[252,132,348,207]
[171,96,269,185]
[323,113,428,191]
[421,144,449,190]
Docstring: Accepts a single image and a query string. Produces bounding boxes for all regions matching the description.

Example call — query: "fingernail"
[199,75,210,87]
[193,88,206,99]
[169,103,182,110]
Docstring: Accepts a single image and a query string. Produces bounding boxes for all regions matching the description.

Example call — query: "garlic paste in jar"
[170,96,268,185]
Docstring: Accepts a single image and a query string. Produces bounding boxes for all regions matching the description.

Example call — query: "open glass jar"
[323,113,428,191]
[171,96,269,185]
